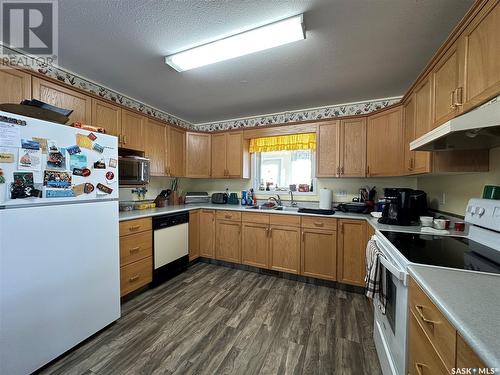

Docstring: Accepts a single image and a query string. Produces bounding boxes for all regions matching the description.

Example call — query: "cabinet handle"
[269,228,272,237]
[414,363,426,375]
[454,87,464,106]
[340,223,344,234]
[415,305,439,327]
[301,231,304,242]
[366,166,370,176]
[224,214,232,219]
[313,222,324,227]
[129,246,140,254]
[341,166,344,175]
[449,90,456,109]
[128,225,141,231]
[336,166,340,175]
[129,274,140,282]
[122,135,127,145]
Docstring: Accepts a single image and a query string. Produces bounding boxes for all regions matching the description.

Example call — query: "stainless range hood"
[410,99,500,151]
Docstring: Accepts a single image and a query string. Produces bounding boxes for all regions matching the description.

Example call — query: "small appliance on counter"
[336,202,371,214]
[184,192,210,204]
[211,192,228,204]
[154,190,171,208]
[378,188,428,226]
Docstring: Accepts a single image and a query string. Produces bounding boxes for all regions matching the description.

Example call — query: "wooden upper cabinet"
[144,119,167,176]
[32,77,91,124]
[0,67,31,103]
[337,220,367,286]
[185,132,211,178]
[91,99,121,137]
[340,118,366,177]
[167,126,185,177]
[199,209,215,258]
[404,95,432,175]
[366,106,404,177]
[211,133,226,178]
[210,132,248,178]
[316,120,340,177]
[459,0,500,111]
[121,109,145,151]
[301,228,337,281]
[431,42,461,128]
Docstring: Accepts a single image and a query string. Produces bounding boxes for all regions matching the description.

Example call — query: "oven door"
[372,235,409,375]
[118,157,150,185]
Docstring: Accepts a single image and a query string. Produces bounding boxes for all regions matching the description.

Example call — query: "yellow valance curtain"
[249,133,316,153]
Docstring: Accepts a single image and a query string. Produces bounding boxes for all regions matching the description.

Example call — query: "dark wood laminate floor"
[40,263,382,375]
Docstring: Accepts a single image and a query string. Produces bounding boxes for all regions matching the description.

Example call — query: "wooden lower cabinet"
[242,222,270,269]
[269,225,301,274]
[337,220,367,286]
[456,333,486,370]
[189,210,200,261]
[215,220,241,263]
[119,218,152,297]
[301,228,337,280]
[199,209,215,258]
[408,310,449,375]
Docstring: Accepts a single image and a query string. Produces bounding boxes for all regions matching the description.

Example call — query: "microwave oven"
[118,156,150,185]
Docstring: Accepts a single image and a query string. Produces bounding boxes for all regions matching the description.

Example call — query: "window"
[253,149,315,193]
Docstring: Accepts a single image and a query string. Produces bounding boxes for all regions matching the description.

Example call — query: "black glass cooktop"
[381,231,500,275]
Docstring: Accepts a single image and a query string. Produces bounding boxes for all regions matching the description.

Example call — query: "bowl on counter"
[433,219,447,230]
[420,216,434,227]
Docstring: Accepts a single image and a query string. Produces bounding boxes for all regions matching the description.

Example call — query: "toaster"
[211,193,228,204]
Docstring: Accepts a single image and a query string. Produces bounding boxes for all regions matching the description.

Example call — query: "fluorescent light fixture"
[165,14,305,72]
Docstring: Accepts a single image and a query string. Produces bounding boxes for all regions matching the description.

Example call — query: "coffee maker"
[378,188,428,226]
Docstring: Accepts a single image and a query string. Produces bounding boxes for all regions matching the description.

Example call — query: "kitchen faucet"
[268,195,282,206]
[289,191,297,207]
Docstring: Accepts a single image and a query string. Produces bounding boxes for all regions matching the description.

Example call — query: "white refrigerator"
[0,110,121,375]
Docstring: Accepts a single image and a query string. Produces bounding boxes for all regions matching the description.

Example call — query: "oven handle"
[379,256,407,285]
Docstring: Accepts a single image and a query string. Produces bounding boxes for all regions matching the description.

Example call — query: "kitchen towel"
[365,238,387,314]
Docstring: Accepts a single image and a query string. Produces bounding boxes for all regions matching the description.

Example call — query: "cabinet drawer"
[409,278,456,370]
[215,210,242,222]
[119,218,152,236]
[301,216,337,231]
[269,214,300,227]
[120,231,152,266]
[120,257,152,297]
[408,310,449,375]
[242,212,269,224]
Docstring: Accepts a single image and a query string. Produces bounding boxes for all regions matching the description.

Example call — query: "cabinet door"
[0,67,31,103]
[167,126,185,177]
[432,43,460,128]
[269,225,300,274]
[91,99,121,138]
[340,118,366,177]
[199,210,215,258]
[403,96,416,174]
[460,1,500,111]
[189,210,200,261]
[316,120,340,177]
[413,78,433,174]
[337,220,366,286]
[144,119,167,176]
[226,132,245,177]
[301,228,337,281]
[185,132,211,178]
[121,110,145,151]
[366,106,404,177]
[408,311,449,375]
[456,334,485,370]
[211,133,227,178]
[242,223,269,269]
[32,77,91,124]
[215,220,241,263]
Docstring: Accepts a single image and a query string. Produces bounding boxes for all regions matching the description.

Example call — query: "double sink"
[245,205,300,212]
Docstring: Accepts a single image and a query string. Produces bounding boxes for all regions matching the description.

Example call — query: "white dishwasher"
[152,212,189,286]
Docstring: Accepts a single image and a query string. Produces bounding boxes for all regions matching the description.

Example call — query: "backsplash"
[3,43,401,132]
[417,147,500,216]
[119,177,189,202]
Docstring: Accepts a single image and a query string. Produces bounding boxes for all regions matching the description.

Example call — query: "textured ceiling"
[55,0,473,124]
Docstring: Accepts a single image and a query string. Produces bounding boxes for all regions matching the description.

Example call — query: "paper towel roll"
[319,188,333,209]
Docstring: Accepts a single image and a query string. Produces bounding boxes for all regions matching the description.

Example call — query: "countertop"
[409,265,500,369]
[118,203,467,236]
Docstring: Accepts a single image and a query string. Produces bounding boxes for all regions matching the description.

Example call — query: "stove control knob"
[477,207,486,217]
[467,205,473,213]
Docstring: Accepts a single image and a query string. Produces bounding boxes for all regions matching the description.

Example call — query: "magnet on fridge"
[32,137,48,153]
[93,160,106,169]
[76,134,93,150]
[66,145,81,155]
[96,183,112,194]
[21,139,40,150]
[84,183,95,194]
[87,132,97,141]
[73,168,91,177]
[43,170,72,188]
[92,143,104,153]
[46,189,75,198]
[72,183,85,196]
[0,152,15,163]
[109,158,117,168]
